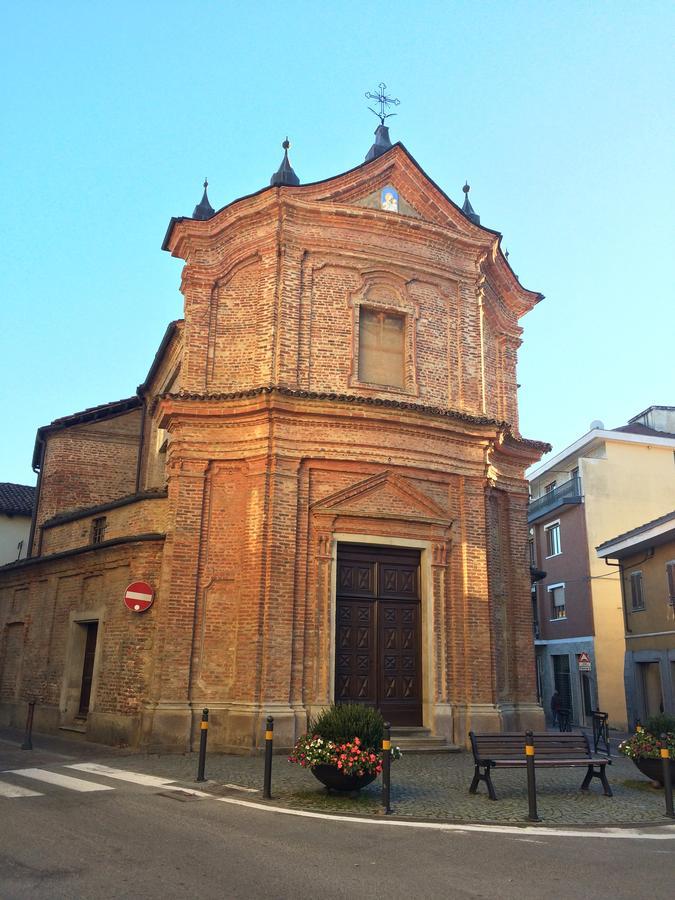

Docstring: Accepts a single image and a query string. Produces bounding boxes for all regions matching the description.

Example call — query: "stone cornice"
[156,384,550,457]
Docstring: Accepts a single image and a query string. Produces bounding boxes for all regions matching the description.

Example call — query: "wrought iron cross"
[365,82,400,124]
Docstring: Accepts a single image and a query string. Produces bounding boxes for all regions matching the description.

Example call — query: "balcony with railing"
[528,476,583,523]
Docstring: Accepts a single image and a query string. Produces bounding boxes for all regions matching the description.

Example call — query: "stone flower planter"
[311,764,378,793]
[632,756,675,786]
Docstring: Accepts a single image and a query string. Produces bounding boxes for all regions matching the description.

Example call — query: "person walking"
[550,690,562,729]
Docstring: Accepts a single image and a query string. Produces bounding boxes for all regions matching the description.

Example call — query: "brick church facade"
[0,131,549,751]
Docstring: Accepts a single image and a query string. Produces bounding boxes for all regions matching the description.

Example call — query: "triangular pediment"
[312,471,451,525]
[351,185,423,219]
[306,144,481,235]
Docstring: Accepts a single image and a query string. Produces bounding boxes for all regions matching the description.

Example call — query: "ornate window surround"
[347,271,419,396]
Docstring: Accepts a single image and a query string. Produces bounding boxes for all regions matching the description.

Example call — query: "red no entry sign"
[124,581,154,613]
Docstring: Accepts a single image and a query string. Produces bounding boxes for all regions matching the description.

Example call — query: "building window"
[91,517,107,545]
[544,480,557,494]
[667,561,675,607]
[549,583,566,620]
[358,307,405,388]
[630,571,645,611]
[545,521,561,557]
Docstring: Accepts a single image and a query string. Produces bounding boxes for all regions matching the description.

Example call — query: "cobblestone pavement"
[85,745,671,827]
[2,726,669,826]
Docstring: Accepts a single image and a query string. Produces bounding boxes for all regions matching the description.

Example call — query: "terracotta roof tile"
[0,482,36,516]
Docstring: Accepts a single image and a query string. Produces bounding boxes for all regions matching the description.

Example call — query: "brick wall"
[0,538,163,743]
[40,494,168,555]
[33,410,142,551]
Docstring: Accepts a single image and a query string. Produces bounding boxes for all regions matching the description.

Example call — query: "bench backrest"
[470,731,591,762]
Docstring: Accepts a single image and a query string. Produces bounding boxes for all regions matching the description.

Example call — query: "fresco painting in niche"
[381,186,399,212]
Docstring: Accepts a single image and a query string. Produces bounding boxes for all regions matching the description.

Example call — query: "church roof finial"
[364,82,399,162]
[461,181,480,225]
[270,137,300,187]
[192,177,215,220]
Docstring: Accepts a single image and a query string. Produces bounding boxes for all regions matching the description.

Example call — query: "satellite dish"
[590,419,604,430]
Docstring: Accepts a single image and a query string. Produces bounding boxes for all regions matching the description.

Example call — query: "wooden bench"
[469,731,612,801]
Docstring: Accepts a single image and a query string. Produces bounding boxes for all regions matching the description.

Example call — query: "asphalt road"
[1,738,673,899]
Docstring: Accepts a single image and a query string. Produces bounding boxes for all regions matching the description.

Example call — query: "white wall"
[0,514,31,565]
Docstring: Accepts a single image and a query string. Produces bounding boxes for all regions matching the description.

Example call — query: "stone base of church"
[1,697,545,753]
[449,702,545,747]
[497,701,546,733]
[140,701,301,754]
[0,701,141,748]
[87,711,141,748]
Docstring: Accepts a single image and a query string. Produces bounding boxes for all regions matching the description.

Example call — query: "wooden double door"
[335,545,422,727]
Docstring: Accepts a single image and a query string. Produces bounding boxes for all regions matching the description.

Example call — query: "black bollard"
[195,708,209,783]
[525,730,540,822]
[661,735,674,819]
[21,700,35,751]
[263,716,274,799]
[381,721,392,815]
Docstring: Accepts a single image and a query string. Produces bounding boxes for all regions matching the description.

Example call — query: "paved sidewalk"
[2,727,668,827]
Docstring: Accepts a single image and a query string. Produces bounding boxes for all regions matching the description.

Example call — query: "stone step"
[390,727,461,754]
[59,722,87,737]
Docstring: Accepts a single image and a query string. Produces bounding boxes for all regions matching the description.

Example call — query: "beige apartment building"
[528,406,675,729]
[597,509,675,726]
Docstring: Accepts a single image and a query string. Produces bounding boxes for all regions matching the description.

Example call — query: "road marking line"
[8,768,114,792]
[216,796,675,841]
[0,780,43,798]
[222,783,258,793]
[67,763,176,787]
[161,785,212,799]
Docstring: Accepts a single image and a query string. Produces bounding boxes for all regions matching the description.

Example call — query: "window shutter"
[630,572,643,610]
[667,562,675,605]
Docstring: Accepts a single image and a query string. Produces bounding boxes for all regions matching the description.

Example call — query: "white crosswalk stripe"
[7,768,115,792]
[66,763,176,787]
[0,779,43,798]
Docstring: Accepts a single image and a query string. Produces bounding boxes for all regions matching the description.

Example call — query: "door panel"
[335,545,422,726]
[335,599,377,705]
[78,622,98,717]
[378,600,421,725]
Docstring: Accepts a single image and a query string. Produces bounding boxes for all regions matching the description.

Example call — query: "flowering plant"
[289,733,402,776]
[618,730,675,760]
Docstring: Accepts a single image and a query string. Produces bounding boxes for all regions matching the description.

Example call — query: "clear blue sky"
[1,1,673,486]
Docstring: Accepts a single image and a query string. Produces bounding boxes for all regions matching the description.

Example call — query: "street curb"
[213,794,675,840]
[168,777,675,832]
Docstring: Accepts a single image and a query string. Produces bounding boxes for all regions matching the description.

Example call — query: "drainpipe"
[135,399,147,493]
[604,557,630,636]
[27,437,45,558]
[604,550,654,635]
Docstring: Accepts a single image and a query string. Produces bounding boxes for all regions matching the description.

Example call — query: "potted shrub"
[619,715,675,786]
[289,703,401,793]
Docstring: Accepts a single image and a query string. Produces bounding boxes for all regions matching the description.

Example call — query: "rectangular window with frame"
[549,583,566,620]
[91,516,107,545]
[630,571,645,611]
[544,480,557,494]
[545,521,561,557]
[358,307,405,388]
